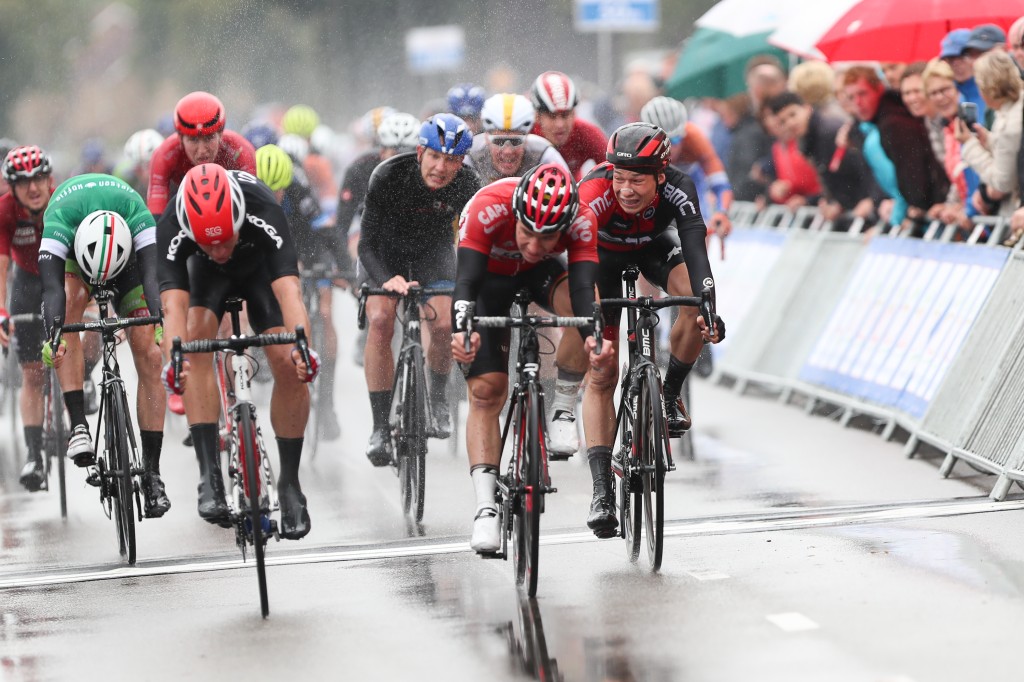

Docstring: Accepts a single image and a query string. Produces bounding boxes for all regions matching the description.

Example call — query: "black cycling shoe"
[586,455,618,539]
[182,432,193,447]
[278,483,311,540]
[19,457,45,493]
[142,472,171,518]
[366,426,393,467]
[426,400,451,440]
[664,394,692,437]
[197,472,231,528]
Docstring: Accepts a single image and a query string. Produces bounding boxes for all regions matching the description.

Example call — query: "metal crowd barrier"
[716,201,1024,500]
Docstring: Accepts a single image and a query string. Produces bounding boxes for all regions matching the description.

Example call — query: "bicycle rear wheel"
[513,383,543,597]
[618,383,642,563]
[238,405,270,618]
[393,354,414,515]
[639,365,667,570]
[108,385,137,565]
[45,372,68,519]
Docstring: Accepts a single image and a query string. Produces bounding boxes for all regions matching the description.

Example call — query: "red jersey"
[532,118,607,180]
[457,178,598,276]
[147,130,256,216]
[0,190,51,275]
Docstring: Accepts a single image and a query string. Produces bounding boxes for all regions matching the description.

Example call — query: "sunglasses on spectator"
[927,85,956,99]
[490,135,525,148]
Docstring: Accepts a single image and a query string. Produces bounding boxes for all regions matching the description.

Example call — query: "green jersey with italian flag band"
[41,173,156,260]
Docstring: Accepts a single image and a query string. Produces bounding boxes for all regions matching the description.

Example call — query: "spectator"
[900,63,946,164]
[727,56,787,202]
[923,58,981,229]
[789,60,846,120]
[843,65,949,233]
[964,24,1008,59]
[1007,17,1024,67]
[768,92,878,227]
[940,29,988,128]
[881,63,907,89]
[956,51,1023,229]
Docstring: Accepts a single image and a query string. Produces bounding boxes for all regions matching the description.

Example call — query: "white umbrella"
[694,0,822,38]
[767,0,862,59]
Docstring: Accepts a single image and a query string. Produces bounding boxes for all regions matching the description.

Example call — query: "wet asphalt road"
[2,294,1024,681]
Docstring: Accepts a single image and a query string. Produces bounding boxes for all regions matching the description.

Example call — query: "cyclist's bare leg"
[425,295,453,373]
[126,324,166,432]
[264,335,311,438]
[466,372,508,469]
[19,361,44,428]
[547,280,589,457]
[182,307,221,424]
[318,286,337,362]
[363,295,399,391]
[56,276,90,394]
[665,263,703,364]
[582,339,620,450]
[549,281,589,375]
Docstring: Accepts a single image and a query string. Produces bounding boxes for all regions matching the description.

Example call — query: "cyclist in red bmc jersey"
[530,71,608,180]
[147,91,256,217]
[0,146,54,490]
[577,123,725,538]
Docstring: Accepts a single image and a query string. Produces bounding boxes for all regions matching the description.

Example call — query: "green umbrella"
[666,27,788,100]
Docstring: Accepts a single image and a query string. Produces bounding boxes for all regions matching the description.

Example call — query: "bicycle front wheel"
[108,385,136,565]
[639,364,667,571]
[618,381,641,563]
[513,383,543,597]
[238,405,270,618]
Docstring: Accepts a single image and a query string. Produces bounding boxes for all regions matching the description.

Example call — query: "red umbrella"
[814,0,1017,62]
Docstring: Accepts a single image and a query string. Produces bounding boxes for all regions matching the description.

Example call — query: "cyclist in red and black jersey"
[147,91,256,217]
[450,163,614,554]
[530,71,608,180]
[577,123,725,538]
[0,146,54,490]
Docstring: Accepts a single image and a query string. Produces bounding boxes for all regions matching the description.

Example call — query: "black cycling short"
[357,247,456,289]
[188,257,284,333]
[466,258,567,379]
[596,228,687,329]
[10,264,44,364]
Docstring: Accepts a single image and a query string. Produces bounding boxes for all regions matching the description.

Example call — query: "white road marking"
[1,496,1022,590]
[766,612,819,632]
[685,569,730,581]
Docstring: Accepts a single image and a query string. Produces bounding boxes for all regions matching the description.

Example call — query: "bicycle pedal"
[477,550,504,560]
[85,471,102,488]
[548,452,572,462]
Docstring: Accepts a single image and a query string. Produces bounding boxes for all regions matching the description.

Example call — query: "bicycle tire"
[639,364,667,571]
[108,384,137,565]
[306,308,324,462]
[238,405,270,618]
[618,380,642,563]
[514,383,543,597]
[410,348,428,523]
[47,372,68,519]
[393,354,414,515]
[6,351,21,479]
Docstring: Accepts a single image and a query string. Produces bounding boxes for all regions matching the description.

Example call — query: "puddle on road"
[0,587,81,679]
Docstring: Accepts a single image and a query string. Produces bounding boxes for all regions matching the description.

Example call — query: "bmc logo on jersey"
[588,188,615,216]
[663,182,697,216]
[567,215,594,243]
[477,202,509,232]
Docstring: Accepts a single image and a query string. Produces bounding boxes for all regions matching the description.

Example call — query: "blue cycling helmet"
[447,83,486,119]
[418,114,473,155]
[242,123,279,150]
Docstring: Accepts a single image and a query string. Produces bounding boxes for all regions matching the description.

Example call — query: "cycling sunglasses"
[490,135,526,148]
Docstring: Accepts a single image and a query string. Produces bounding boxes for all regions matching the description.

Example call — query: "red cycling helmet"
[512,163,579,235]
[605,122,670,174]
[175,164,245,246]
[174,91,226,138]
[530,71,579,114]
[3,145,52,182]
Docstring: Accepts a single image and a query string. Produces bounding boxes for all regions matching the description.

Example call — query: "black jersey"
[357,152,480,285]
[157,170,300,292]
[336,150,381,235]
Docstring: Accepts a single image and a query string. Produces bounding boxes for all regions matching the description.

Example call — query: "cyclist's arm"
[451,246,488,332]
[567,260,598,338]
[356,191,392,285]
[37,250,66,337]
[159,289,188,357]
[271,275,310,335]
[0,254,9,309]
[135,243,162,319]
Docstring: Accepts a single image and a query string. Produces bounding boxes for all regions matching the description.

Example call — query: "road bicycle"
[171,298,313,618]
[601,265,713,570]
[464,291,601,596]
[53,287,161,564]
[357,283,453,522]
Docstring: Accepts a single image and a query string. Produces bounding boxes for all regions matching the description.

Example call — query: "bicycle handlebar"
[460,301,605,355]
[50,314,161,362]
[356,283,456,330]
[170,327,310,393]
[601,287,715,334]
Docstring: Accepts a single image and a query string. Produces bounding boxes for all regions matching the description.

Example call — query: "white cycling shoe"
[470,504,501,554]
[67,424,95,467]
[547,410,579,459]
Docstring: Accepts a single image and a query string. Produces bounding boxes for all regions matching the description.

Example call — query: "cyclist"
[467,93,568,185]
[0,146,54,491]
[450,163,614,553]
[576,123,725,539]
[282,104,338,219]
[256,143,344,440]
[158,163,318,539]
[358,113,480,466]
[38,173,169,518]
[241,122,279,151]
[147,91,257,217]
[530,71,608,179]
[447,83,487,134]
[640,96,733,238]
[117,128,164,196]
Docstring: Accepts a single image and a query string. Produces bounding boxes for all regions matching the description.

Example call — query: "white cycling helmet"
[74,210,133,284]
[277,133,309,163]
[309,124,335,156]
[639,96,688,139]
[123,129,164,166]
[377,113,420,150]
[480,93,535,134]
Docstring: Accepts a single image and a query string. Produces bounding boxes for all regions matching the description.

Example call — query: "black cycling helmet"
[605,122,670,174]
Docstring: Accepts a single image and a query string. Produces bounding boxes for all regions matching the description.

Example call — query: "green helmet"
[255,144,293,192]
[281,104,320,139]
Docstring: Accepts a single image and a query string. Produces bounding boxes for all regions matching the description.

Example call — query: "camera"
[958,101,978,128]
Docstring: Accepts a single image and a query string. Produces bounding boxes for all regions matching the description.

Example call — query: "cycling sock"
[24,426,43,460]
[140,430,163,474]
[190,423,219,476]
[429,369,448,407]
[276,437,303,487]
[663,356,693,398]
[369,390,392,429]
[552,367,585,415]
[470,464,498,511]
[64,390,87,429]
